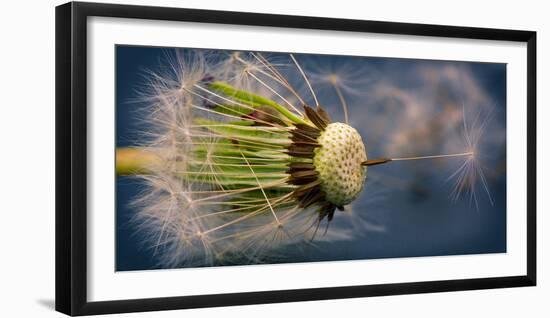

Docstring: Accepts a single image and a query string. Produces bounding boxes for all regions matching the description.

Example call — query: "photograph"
[0,0,544,317]
[115,46,507,271]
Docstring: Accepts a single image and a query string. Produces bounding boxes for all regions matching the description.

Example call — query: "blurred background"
[116,46,506,271]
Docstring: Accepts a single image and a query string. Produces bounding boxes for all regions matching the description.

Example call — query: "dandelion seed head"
[313,123,367,206]
[128,48,383,267]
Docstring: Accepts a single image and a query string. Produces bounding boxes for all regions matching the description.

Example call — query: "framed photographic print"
[55,1,536,316]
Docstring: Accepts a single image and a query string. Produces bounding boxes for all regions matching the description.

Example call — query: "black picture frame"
[55,1,537,316]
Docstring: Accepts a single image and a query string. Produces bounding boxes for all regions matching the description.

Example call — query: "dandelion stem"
[116,148,159,175]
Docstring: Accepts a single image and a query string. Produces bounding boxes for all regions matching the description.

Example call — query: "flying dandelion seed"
[116,48,506,268]
[445,104,495,209]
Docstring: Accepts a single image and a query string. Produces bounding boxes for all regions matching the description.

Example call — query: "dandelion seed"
[362,105,495,209]
[446,104,495,208]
